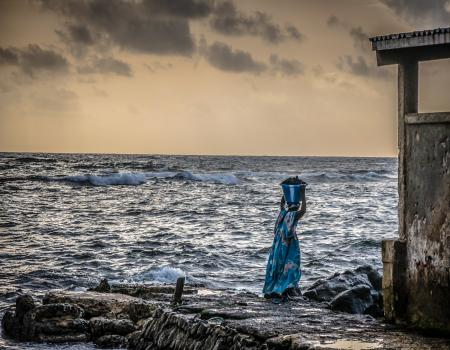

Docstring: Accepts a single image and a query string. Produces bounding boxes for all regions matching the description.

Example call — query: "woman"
[263,178,306,302]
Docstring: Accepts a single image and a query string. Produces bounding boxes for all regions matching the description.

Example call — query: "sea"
[0,153,398,349]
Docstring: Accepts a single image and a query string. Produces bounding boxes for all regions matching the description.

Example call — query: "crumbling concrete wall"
[404,121,450,333]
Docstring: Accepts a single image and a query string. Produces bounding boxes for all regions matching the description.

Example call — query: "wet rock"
[303,265,383,316]
[95,334,127,348]
[1,295,90,342]
[2,292,147,344]
[90,317,136,337]
[34,303,84,320]
[1,309,19,339]
[329,285,372,314]
[43,291,156,321]
[89,278,111,293]
[15,294,35,320]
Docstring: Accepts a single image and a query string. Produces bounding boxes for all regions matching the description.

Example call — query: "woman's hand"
[296,187,307,220]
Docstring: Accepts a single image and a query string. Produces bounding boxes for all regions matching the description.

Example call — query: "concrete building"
[370,28,450,334]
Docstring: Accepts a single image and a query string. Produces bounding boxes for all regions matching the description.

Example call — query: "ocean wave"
[60,173,147,186]
[302,170,395,182]
[16,170,240,186]
[143,170,238,185]
[237,169,395,183]
[11,156,57,164]
[130,266,186,284]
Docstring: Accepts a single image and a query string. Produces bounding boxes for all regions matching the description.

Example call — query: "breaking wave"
[129,266,186,284]
[13,171,241,186]
[60,173,147,186]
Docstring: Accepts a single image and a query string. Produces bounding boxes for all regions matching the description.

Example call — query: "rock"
[34,303,84,321]
[303,265,383,316]
[355,265,382,291]
[89,278,111,293]
[1,295,91,342]
[90,317,136,337]
[43,291,156,321]
[1,309,19,338]
[94,334,127,348]
[329,285,372,314]
[15,294,35,321]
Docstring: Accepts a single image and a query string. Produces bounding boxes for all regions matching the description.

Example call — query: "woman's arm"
[296,187,306,220]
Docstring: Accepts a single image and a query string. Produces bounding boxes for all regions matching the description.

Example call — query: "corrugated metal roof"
[370,27,450,42]
[370,27,450,51]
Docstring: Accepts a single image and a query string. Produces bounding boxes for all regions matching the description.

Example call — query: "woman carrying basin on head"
[263,176,307,302]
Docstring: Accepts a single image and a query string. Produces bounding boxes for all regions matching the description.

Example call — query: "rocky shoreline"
[2,266,449,349]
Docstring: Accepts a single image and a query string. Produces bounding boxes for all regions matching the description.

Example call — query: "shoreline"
[2,267,449,349]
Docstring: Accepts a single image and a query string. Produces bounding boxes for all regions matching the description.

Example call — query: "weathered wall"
[404,120,450,333]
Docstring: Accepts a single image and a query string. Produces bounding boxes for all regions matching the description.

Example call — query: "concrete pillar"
[382,239,407,321]
[397,62,418,239]
[382,62,418,322]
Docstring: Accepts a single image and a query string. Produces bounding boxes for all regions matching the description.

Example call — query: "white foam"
[62,173,146,186]
[49,170,239,186]
[131,266,187,284]
[146,170,239,185]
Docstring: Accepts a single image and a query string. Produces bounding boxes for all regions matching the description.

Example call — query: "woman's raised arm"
[296,187,306,220]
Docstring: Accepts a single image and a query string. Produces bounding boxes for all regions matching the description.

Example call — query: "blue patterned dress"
[263,208,301,296]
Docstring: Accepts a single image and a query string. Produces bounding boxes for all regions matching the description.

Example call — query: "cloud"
[285,24,304,41]
[0,45,69,77]
[326,16,380,79]
[269,54,304,76]
[349,26,370,52]
[202,41,305,77]
[142,0,212,18]
[40,0,197,56]
[55,24,96,58]
[380,0,450,25]
[204,41,266,74]
[337,55,391,80]
[326,15,344,28]
[210,1,303,44]
[0,48,20,65]
[77,57,132,76]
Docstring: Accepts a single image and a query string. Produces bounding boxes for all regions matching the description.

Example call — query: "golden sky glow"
[1,0,449,156]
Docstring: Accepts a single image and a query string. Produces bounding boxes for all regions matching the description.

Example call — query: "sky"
[0,0,449,156]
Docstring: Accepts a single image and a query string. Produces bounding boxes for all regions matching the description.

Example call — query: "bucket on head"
[281,183,305,205]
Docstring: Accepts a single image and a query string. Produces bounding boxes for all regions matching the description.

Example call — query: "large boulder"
[1,295,89,342]
[2,291,157,346]
[303,265,383,317]
[43,291,156,321]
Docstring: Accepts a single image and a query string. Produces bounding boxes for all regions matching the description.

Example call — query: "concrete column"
[382,239,407,321]
[382,62,418,322]
[397,62,418,239]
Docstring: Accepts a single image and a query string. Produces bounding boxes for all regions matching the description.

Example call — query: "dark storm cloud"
[77,57,132,77]
[203,41,305,76]
[210,1,303,44]
[0,48,20,65]
[269,54,304,76]
[55,24,96,58]
[143,0,212,18]
[205,41,267,74]
[65,24,94,45]
[337,55,391,80]
[40,0,197,56]
[380,0,450,24]
[0,45,69,77]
